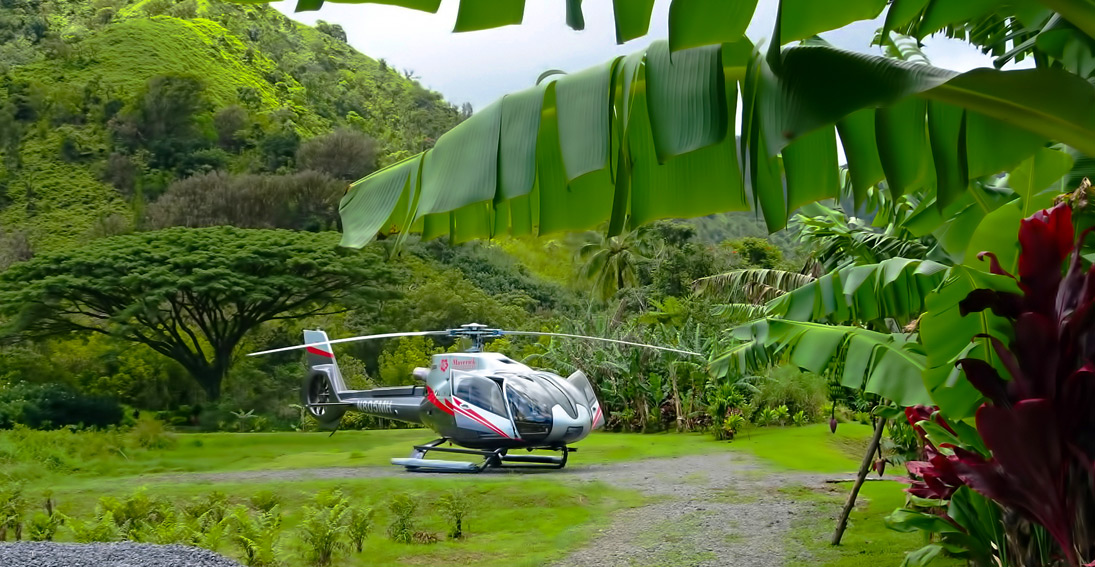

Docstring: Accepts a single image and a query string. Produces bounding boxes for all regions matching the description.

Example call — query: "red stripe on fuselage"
[426,387,454,416]
[451,396,511,439]
[306,346,334,358]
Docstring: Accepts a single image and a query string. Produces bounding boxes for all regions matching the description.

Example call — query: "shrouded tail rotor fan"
[302,371,346,427]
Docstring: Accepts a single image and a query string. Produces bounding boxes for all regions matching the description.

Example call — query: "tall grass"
[0,421,175,482]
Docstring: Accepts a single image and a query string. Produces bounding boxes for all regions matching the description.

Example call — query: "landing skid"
[390,439,571,473]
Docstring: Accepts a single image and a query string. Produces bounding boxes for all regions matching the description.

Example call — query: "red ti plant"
[917,203,1095,566]
[902,405,966,501]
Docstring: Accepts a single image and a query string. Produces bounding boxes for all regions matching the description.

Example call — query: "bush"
[347,506,373,553]
[146,170,343,231]
[131,414,175,450]
[0,485,26,541]
[437,490,469,540]
[97,488,172,539]
[249,490,280,514]
[299,491,350,566]
[386,493,417,544]
[26,511,58,541]
[65,510,121,543]
[182,491,228,524]
[0,383,123,430]
[296,128,377,181]
[752,366,826,422]
[230,504,282,567]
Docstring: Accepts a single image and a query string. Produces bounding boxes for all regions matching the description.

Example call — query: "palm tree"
[577,230,645,302]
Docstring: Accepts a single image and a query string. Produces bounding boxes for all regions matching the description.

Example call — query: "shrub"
[131,414,175,450]
[65,510,121,542]
[437,490,469,540]
[230,505,281,567]
[249,490,280,514]
[386,493,417,544]
[0,383,123,430]
[753,366,826,421]
[0,485,26,540]
[98,488,171,539]
[26,512,58,541]
[347,507,373,553]
[792,410,807,427]
[183,491,228,524]
[299,492,350,566]
[774,405,790,426]
[296,128,377,181]
[138,509,193,545]
[721,413,748,440]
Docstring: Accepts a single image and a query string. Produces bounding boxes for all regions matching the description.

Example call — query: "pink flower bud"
[829,417,838,433]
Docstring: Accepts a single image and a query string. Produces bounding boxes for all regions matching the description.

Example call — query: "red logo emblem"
[439,359,449,372]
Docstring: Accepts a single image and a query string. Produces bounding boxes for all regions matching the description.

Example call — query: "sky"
[273,0,1028,113]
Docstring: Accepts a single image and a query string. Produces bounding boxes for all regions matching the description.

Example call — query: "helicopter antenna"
[501,331,704,358]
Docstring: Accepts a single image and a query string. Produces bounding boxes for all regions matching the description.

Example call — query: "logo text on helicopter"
[355,400,395,415]
[439,358,475,372]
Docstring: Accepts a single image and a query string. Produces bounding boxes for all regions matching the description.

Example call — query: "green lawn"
[1,423,949,567]
[728,422,876,473]
[786,481,964,567]
[46,476,641,567]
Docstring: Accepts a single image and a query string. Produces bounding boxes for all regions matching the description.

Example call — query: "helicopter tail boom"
[301,330,425,428]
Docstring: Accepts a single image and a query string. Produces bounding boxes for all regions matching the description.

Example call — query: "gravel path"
[551,452,830,567]
[149,449,835,567]
[0,542,243,567]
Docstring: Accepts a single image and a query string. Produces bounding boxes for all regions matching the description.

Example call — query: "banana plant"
[305,0,1095,248]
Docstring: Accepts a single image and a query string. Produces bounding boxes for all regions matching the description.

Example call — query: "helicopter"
[250,323,702,472]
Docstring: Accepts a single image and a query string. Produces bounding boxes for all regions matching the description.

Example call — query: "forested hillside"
[0,0,464,251]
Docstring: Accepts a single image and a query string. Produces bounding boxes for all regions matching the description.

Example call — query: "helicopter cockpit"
[504,376,555,441]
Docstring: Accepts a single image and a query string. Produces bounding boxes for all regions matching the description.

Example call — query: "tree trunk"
[187,357,229,401]
[832,417,888,546]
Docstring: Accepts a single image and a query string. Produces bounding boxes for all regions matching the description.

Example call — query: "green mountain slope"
[0,0,463,251]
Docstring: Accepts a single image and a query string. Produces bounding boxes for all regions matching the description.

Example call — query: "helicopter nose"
[547,404,592,444]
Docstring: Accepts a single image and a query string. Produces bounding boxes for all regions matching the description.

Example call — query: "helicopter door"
[451,372,516,439]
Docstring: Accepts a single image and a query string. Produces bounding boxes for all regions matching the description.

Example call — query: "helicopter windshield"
[505,377,553,441]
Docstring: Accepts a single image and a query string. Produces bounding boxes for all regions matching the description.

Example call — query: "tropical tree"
[0,227,398,400]
[577,230,645,302]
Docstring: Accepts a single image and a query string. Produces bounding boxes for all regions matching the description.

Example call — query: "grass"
[785,481,964,567]
[728,422,876,473]
[2,422,945,566]
[37,476,642,567]
[3,428,744,492]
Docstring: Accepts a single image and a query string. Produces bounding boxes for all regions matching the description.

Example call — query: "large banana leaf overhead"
[302,0,1095,247]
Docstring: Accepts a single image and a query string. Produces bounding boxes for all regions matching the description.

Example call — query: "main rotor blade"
[503,331,705,358]
[248,330,449,357]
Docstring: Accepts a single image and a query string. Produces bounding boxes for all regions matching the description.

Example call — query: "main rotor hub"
[449,323,503,352]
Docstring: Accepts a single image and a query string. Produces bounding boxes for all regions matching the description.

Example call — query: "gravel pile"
[0,542,243,567]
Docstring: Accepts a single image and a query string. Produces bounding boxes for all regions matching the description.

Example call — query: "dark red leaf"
[1017,203,1073,315]
[976,251,1016,279]
[954,358,1009,406]
[959,288,1023,319]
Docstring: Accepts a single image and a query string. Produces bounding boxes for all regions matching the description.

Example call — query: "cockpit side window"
[454,376,507,416]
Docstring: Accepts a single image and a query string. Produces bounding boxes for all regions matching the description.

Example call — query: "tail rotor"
[301,330,349,428]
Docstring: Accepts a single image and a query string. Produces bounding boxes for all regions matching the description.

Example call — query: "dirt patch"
[551,452,829,567]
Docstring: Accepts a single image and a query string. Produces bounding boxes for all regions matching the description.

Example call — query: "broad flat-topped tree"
[0,227,397,400]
